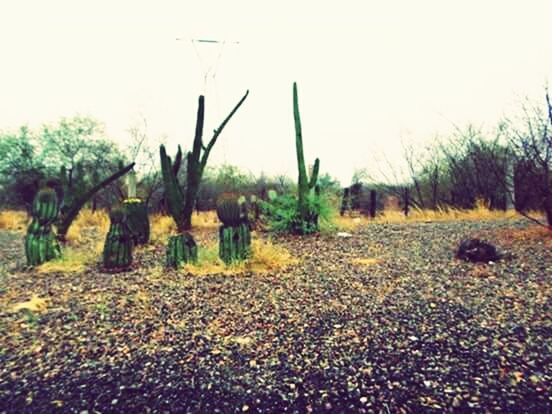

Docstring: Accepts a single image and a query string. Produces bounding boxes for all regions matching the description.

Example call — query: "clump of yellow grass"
[37,209,108,273]
[150,214,178,244]
[181,238,298,276]
[376,200,518,223]
[192,210,220,229]
[150,211,220,244]
[37,246,99,274]
[66,209,110,246]
[0,210,29,232]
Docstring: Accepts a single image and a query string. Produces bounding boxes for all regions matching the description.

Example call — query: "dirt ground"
[0,218,550,413]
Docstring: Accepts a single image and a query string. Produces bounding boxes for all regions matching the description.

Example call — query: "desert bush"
[261,192,335,234]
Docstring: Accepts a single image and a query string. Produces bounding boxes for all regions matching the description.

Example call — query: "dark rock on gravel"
[456,238,500,262]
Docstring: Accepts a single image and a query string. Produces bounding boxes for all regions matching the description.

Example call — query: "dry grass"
[192,211,220,229]
[334,200,521,227]
[350,257,382,267]
[0,210,29,232]
[37,247,99,274]
[331,215,370,232]
[150,212,220,243]
[495,225,552,248]
[374,200,519,223]
[182,237,298,276]
[9,294,49,313]
[66,209,109,246]
[150,214,178,244]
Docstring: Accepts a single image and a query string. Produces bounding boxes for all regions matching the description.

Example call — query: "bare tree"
[126,115,165,207]
[505,91,552,227]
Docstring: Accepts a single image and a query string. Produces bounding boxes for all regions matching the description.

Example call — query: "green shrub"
[261,192,335,234]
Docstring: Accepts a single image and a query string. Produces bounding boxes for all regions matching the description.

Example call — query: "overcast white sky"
[0,0,551,184]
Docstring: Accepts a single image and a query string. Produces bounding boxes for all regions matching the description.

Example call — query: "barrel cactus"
[102,208,133,272]
[166,233,197,268]
[25,188,62,266]
[123,198,150,245]
[216,194,251,264]
[217,193,247,226]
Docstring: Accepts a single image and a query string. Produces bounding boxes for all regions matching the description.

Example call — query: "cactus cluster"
[216,193,247,226]
[25,188,62,266]
[216,194,251,264]
[102,208,133,272]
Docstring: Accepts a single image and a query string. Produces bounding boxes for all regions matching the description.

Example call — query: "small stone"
[452,396,462,407]
[337,232,352,238]
[360,396,368,404]
[242,404,249,412]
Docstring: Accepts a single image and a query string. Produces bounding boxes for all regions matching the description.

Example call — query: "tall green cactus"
[293,82,320,234]
[25,188,62,266]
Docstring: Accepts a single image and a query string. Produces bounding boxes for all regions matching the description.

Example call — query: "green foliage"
[39,117,121,171]
[261,192,335,234]
[0,127,44,208]
[0,116,130,211]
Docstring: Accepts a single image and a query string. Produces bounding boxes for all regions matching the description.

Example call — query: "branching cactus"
[56,162,135,242]
[159,145,197,266]
[293,82,320,234]
[160,90,249,231]
[216,194,251,264]
[25,188,62,266]
[102,209,133,272]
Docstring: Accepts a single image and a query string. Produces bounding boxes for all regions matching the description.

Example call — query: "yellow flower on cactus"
[123,198,143,204]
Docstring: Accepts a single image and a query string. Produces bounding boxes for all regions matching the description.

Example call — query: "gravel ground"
[0,218,550,413]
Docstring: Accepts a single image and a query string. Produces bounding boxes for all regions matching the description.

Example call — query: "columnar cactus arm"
[293,82,320,212]
[293,82,308,196]
[200,90,249,174]
[172,145,183,176]
[160,144,185,231]
[309,158,320,190]
[191,95,205,176]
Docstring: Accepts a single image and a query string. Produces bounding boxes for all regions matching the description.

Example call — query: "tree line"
[1,89,551,227]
